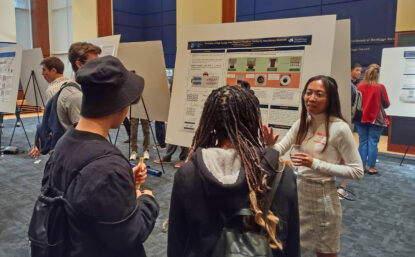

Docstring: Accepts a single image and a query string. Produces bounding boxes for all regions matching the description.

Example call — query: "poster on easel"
[167,15,347,147]
[20,48,49,107]
[182,37,309,140]
[86,34,121,57]
[380,47,415,118]
[0,45,22,113]
[117,41,171,122]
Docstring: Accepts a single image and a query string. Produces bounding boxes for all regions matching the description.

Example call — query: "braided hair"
[190,85,282,249]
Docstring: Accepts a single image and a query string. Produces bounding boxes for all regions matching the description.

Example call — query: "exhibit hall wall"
[72,0,98,42]
[396,0,415,32]
[113,0,177,68]
[236,0,397,67]
[113,0,223,68]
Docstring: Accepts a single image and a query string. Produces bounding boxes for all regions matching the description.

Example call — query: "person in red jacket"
[355,64,390,175]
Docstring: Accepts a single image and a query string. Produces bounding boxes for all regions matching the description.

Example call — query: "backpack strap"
[52,82,82,108]
[377,83,389,109]
[261,159,284,222]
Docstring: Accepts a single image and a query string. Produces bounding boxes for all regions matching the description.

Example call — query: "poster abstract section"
[182,36,311,139]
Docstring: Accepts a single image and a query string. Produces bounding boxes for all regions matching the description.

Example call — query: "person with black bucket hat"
[38,56,159,257]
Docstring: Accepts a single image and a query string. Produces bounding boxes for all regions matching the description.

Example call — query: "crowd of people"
[21,40,392,257]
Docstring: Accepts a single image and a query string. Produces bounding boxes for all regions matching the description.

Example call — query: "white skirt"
[297,177,342,254]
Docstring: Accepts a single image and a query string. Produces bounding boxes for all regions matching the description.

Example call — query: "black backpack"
[211,161,285,257]
[28,153,119,257]
[352,85,363,123]
[35,82,81,155]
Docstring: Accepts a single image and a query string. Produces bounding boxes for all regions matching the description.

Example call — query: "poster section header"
[188,36,312,50]
[0,52,16,58]
[404,51,415,59]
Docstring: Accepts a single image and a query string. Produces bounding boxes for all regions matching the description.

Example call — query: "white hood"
[201,148,241,185]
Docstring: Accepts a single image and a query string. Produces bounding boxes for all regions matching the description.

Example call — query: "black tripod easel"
[112,97,165,175]
[400,145,412,166]
[9,70,45,148]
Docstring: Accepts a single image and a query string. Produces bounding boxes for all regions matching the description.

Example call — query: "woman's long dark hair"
[295,75,345,152]
[190,85,282,249]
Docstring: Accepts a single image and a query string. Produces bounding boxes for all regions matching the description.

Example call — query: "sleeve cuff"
[311,158,320,170]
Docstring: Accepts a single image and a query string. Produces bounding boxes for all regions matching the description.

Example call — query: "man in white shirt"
[40,57,69,101]
[29,43,101,158]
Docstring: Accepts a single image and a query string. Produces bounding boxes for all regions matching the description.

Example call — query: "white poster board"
[117,41,170,121]
[86,34,121,57]
[0,45,22,113]
[20,48,49,107]
[380,47,415,118]
[0,0,17,43]
[166,15,338,147]
[331,19,351,124]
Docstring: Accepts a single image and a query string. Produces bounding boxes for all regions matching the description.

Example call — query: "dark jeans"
[155,121,166,147]
[163,144,189,162]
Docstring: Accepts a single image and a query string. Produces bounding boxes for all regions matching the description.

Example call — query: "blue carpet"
[0,117,414,257]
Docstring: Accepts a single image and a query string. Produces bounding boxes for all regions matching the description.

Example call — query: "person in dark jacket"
[40,56,159,257]
[168,86,300,257]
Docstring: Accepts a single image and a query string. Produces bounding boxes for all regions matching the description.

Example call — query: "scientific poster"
[0,52,15,103]
[181,36,309,136]
[0,45,22,113]
[380,47,415,118]
[401,51,415,103]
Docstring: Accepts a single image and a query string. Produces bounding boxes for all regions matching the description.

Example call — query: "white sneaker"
[143,150,150,160]
[130,151,137,161]
[337,187,348,200]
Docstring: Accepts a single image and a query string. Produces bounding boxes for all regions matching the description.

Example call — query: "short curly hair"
[68,42,102,72]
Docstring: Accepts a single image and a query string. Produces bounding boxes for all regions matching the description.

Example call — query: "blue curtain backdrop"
[113,0,176,68]
[236,0,397,67]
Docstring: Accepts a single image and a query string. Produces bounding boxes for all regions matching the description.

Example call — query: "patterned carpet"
[0,117,414,257]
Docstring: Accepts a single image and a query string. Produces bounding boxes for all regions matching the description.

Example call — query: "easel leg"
[114,127,120,146]
[141,97,165,174]
[400,145,410,166]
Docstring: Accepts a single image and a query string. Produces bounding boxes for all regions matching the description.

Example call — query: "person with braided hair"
[167,85,300,257]
[263,75,364,257]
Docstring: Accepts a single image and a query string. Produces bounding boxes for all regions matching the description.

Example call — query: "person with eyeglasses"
[263,75,364,257]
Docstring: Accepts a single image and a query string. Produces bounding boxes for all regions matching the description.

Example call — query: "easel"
[112,97,166,176]
[400,145,412,166]
[9,71,45,148]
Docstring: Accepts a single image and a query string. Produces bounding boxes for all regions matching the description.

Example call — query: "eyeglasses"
[304,90,327,98]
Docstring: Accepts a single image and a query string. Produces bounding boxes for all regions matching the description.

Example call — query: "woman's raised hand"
[262,125,279,146]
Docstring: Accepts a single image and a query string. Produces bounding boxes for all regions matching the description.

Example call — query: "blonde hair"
[363,64,380,85]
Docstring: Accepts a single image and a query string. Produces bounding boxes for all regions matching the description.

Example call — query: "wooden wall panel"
[222,0,235,23]
[98,0,113,37]
[30,0,50,57]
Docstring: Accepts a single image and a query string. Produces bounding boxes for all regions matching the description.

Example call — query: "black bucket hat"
[75,56,144,118]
